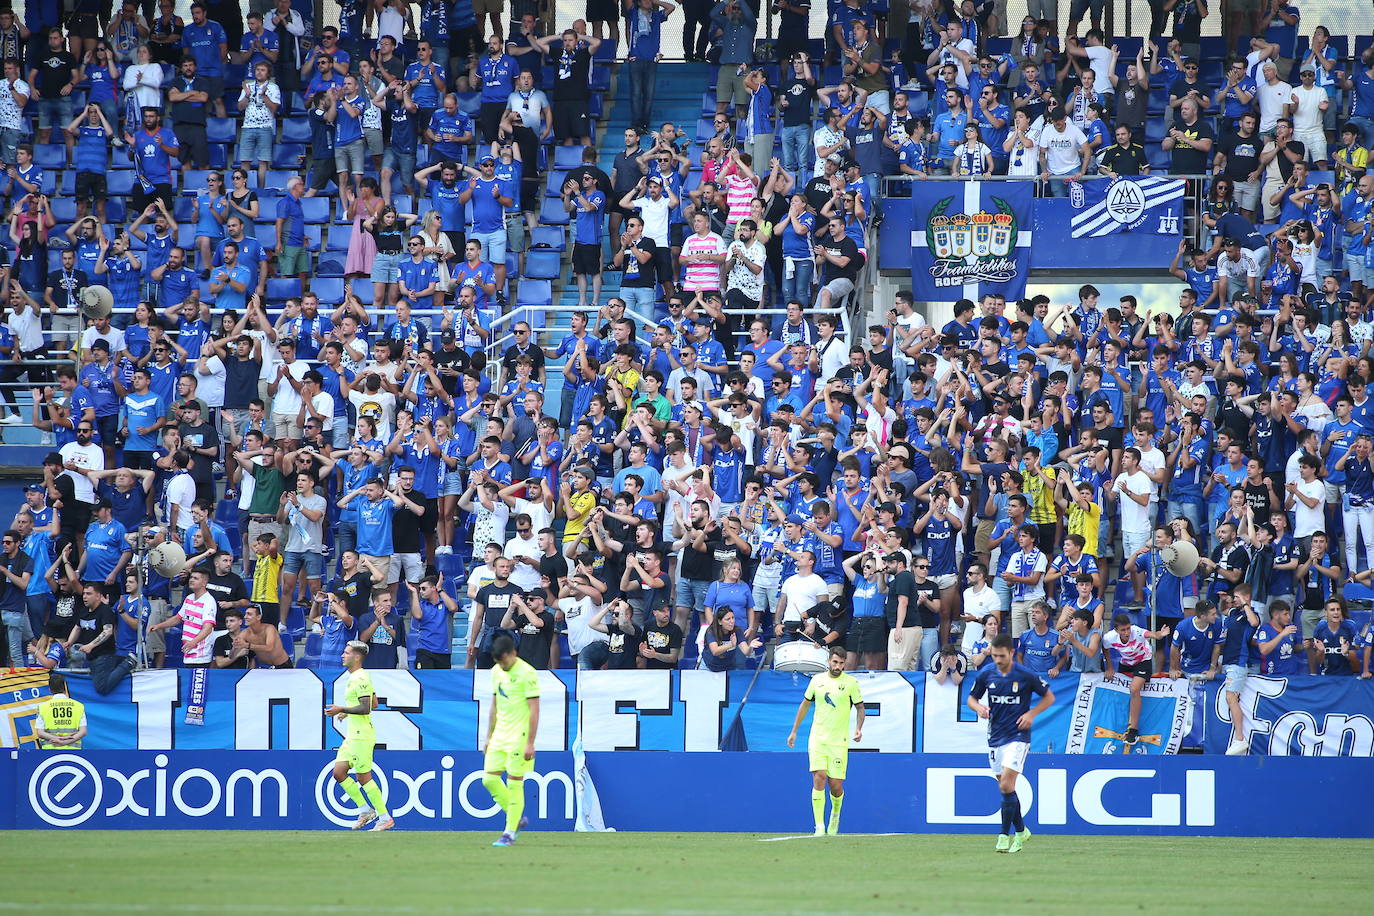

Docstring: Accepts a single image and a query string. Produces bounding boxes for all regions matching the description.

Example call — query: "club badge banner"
[910,181,1033,302]
[1069,176,1186,238]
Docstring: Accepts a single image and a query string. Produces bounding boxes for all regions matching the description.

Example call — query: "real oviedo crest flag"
[910,182,1033,302]
[1069,176,1186,238]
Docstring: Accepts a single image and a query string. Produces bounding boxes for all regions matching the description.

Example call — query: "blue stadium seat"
[172,197,195,222]
[515,278,551,307]
[553,146,584,169]
[34,144,65,170]
[254,222,277,249]
[530,225,565,251]
[183,168,212,191]
[281,117,311,144]
[326,224,351,250]
[539,196,569,225]
[349,278,374,304]
[177,224,196,247]
[272,143,306,168]
[311,277,345,302]
[544,169,569,196]
[208,143,229,169]
[108,171,137,196]
[268,277,302,300]
[301,197,330,223]
[523,248,561,280]
[106,199,126,223]
[50,198,76,223]
[207,117,236,144]
[315,257,344,277]
[593,38,616,61]
[57,171,74,195]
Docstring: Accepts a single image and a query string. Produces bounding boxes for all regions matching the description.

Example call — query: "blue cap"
[786,513,806,525]
[479,155,496,166]
[24,483,44,493]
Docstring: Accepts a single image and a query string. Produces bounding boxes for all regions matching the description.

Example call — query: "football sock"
[828,793,844,828]
[1010,794,1025,832]
[483,774,509,814]
[361,779,388,819]
[340,776,367,810]
[1000,792,1016,834]
[812,790,826,830]
[506,778,525,833]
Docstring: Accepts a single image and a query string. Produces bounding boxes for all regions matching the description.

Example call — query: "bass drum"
[773,640,829,673]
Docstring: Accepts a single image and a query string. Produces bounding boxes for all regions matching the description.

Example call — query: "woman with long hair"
[415,208,456,308]
[192,171,228,276]
[701,608,761,672]
[225,167,260,224]
[432,415,463,556]
[345,176,386,281]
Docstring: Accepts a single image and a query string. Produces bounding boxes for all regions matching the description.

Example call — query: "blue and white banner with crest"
[911,181,1034,302]
[1069,176,1186,238]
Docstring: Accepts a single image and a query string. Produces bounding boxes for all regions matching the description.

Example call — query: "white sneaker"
[352,810,377,830]
[0,412,20,424]
[435,545,452,555]
[40,432,53,445]
[812,826,825,836]
[1225,738,1248,756]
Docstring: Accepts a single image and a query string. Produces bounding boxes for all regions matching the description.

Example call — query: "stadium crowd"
[0,0,1372,726]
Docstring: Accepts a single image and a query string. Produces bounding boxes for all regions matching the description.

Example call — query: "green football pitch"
[0,831,1367,914]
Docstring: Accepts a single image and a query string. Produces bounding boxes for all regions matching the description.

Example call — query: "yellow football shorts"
[808,741,848,778]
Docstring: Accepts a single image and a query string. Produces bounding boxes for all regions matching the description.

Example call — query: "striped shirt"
[682,231,725,290]
[724,174,757,223]
[178,591,218,664]
[1105,625,1152,666]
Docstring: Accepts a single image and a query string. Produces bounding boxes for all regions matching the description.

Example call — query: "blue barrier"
[5,750,1370,836]
[16,670,1370,758]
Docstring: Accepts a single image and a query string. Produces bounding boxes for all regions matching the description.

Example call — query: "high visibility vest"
[35,695,85,749]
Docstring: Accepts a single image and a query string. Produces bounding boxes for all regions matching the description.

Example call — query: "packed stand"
[0,0,1371,720]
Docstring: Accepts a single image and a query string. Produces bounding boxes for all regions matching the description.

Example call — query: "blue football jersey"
[969,663,1050,747]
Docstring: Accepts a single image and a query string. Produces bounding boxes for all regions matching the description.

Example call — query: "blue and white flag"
[911,181,1034,302]
[1063,674,1192,755]
[1070,176,1185,238]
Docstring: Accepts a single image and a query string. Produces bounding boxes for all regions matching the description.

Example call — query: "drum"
[773,640,829,673]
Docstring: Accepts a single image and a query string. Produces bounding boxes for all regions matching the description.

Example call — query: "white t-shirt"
[1291,477,1327,537]
[8,304,43,351]
[58,442,103,503]
[248,328,279,381]
[1136,446,1165,492]
[305,391,335,430]
[348,388,398,441]
[512,497,553,533]
[196,354,227,409]
[503,533,542,592]
[961,584,1002,651]
[178,590,218,663]
[239,80,282,130]
[1289,83,1326,132]
[1113,469,1155,532]
[779,572,829,624]
[1038,121,1089,174]
[1256,80,1293,133]
[165,471,197,531]
[81,325,126,355]
[1082,45,1112,90]
[270,359,309,416]
[560,595,608,655]
[1005,548,1048,602]
[506,88,550,129]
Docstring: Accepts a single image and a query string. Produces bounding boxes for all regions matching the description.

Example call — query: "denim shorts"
[334,138,366,175]
[237,126,274,164]
[36,96,74,130]
[371,250,402,283]
[471,228,506,266]
[441,469,464,496]
[675,576,712,611]
[283,549,324,578]
[1223,663,1258,693]
[382,148,416,177]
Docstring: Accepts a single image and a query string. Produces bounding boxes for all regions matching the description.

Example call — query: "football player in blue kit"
[967,633,1056,853]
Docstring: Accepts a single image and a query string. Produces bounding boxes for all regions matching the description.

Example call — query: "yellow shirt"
[491,658,541,747]
[252,551,283,603]
[1022,465,1058,526]
[562,489,597,542]
[1067,500,1103,557]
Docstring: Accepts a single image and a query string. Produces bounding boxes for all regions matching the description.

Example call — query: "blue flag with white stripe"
[910,181,1034,302]
[1070,176,1186,238]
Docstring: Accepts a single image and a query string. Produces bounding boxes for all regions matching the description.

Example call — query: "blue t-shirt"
[703,580,753,621]
[133,127,178,185]
[968,663,1051,746]
[83,518,129,582]
[276,194,305,246]
[1220,608,1259,667]
[412,597,450,653]
[1313,619,1358,675]
[354,496,397,555]
[405,60,447,108]
[572,189,605,245]
[1257,621,1304,675]
[122,391,166,451]
[467,176,507,234]
[180,20,226,75]
[114,595,150,656]
[1171,614,1220,674]
[1016,627,1060,673]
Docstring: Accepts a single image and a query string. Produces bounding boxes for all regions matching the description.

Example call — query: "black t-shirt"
[804,176,833,214]
[1242,480,1273,520]
[911,578,940,628]
[35,49,76,96]
[1093,424,1124,453]
[206,572,247,623]
[1169,118,1214,174]
[641,620,683,668]
[390,489,429,553]
[884,569,917,628]
[1100,143,1148,176]
[432,345,472,396]
[170,73,209,125]
[178,420,220,484]
[821,235,862,283]
[539,551,568,585]
[0,548,32,613]
[1167,77,1209,104]
[1210,542,1249,589]
[605,622,640,668]
[333,570,373,620]
[550,46,593,101]
[1217,130,1261,181]
[781,75,817,128]
[679,525,723,581]
[1272,140,1305,181]
[515,609,556,669]
[211,631,249,667]
[76,601,118,658]
[476,581,523,629]
[501,343,547,379]
[46,268,88,310]
[223,355,261,409]
[620,236,658,288]
[811,607,851,646]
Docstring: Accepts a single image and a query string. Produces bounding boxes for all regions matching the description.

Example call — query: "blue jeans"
[90,652,133,695]
[1348,116,1374,151]
[781,124,813,185]
[627,58,657,129]
[335,520,358,560]
[620,285,656,316]
[862,173,884,221]
[781,257,813,306]
[1045,174,1076,198]
[918,626,939,670]
[1166,499,1204,535]
[3,609,31,666]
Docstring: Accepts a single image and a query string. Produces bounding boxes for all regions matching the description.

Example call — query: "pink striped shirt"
[178,592,218,663]
[682,231,724,290]
[725,174,757,223]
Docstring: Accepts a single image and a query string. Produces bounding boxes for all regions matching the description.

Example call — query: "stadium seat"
[281,117,312,144]
[108,171,137,196]
[326,224,351,250]
[523,248,561,280]
[34,145,65,170]
[553,146,584,169]
[530,225,565,251]
[539,196,569,225]
[301,197,330,223]
[272,143,306,168]
[515,279,551,308]
[268,278,302,301]
[311,277,345,303]
[207,117,236,144]
[50,198,76,223]
[544,169,569,197]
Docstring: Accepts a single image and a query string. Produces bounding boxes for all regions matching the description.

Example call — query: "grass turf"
[0,831,1367,914]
